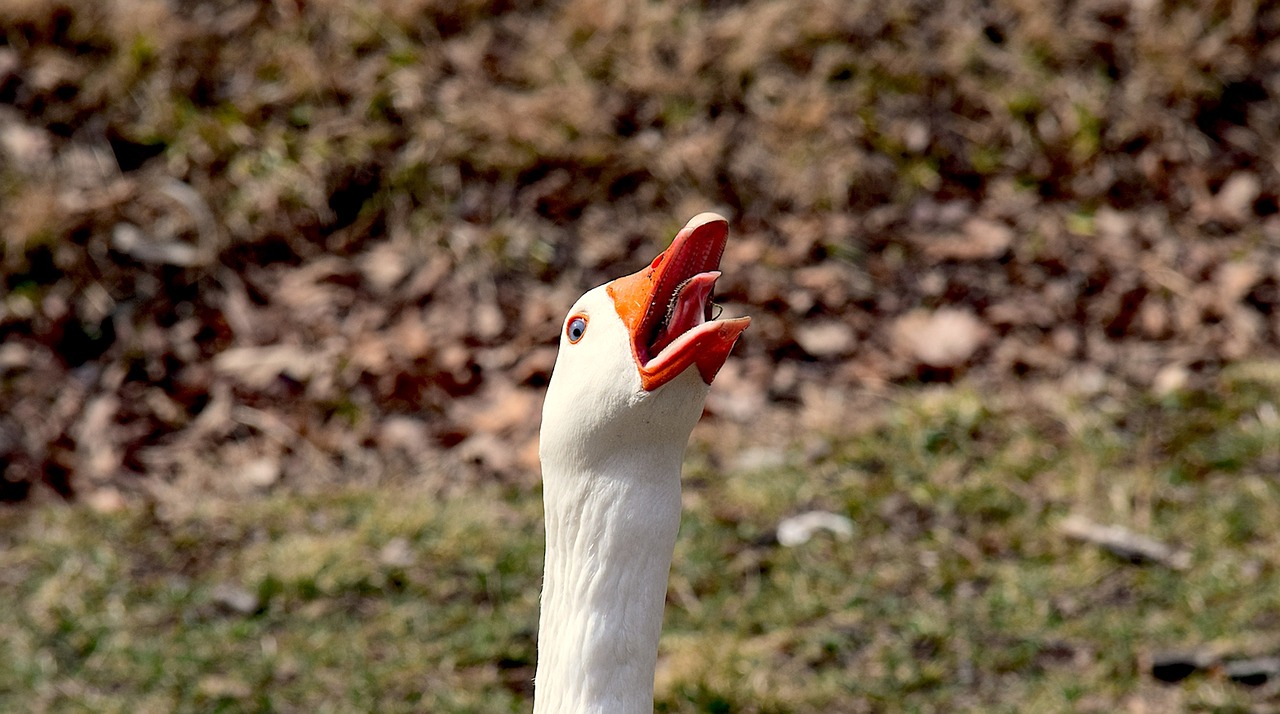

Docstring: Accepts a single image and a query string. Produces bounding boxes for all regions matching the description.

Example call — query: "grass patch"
[0,487,542,713]
[4,374,1279,712]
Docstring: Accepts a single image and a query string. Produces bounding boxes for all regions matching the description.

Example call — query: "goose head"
[540,212,751,469]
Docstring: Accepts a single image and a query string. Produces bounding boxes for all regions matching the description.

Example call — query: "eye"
[566,315,588,343]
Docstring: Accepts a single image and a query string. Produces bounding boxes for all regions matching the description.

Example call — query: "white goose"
[534,212,750,714]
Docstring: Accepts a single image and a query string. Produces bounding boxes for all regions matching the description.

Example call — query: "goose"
[535,212,751,713]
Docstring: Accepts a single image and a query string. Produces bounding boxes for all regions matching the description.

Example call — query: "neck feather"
[534,447,686,714]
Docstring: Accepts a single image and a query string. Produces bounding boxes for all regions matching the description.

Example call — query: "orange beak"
[606,213,751,391]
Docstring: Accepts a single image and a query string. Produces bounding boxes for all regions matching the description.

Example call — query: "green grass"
[4,372,1280,712]
[0,488,543,713]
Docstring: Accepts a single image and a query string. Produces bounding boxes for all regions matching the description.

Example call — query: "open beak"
[606,213,751,391]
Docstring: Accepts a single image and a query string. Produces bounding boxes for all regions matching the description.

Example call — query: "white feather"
[535,284,712,714]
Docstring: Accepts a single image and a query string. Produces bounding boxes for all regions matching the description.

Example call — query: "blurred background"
[2,0,1279,711]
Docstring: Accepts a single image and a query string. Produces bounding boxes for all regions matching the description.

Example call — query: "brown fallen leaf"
[920,217,1013,260]
[794,320,856,358]
[1215,262,1261,306]
[450,381,540,436]
[891,309,990,368]
[1214,172,1261,224]
[359,241,412,294]
[213,345,325,388]
[0,119,52,167]
[239,456,281,489]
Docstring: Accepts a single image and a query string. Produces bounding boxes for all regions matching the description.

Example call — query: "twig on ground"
[1060,514,1191,570]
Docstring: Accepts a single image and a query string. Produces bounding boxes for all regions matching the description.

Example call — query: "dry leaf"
[892,309,989,367]
[214,345,324,388]
[239,456,281,489]
[921,217,1013,260]
[795,320,856,358]
[1215,262,1261,305]
[359,241,411,294]
[1214,173,1261,223]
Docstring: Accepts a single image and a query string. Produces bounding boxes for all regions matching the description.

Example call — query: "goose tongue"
[650,272,719,357]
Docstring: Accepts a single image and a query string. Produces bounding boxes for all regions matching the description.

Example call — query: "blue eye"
[566,315,587,343]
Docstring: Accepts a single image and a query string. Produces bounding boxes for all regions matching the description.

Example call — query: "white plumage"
[535,213,750,713]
